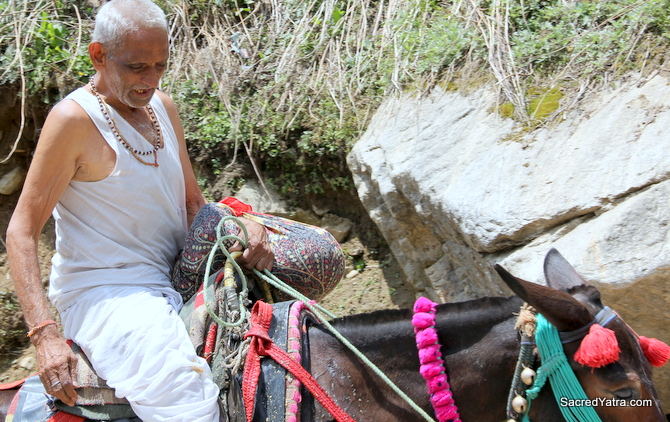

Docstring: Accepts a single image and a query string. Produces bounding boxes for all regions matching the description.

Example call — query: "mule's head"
[495,248,665,422]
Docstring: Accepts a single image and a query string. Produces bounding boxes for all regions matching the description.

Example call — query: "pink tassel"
[420,363,443,379]
[431,389,455,407]
[426,373,448,394]
[414,297,436,313]
[416,329,439,348]
[418,344,442,364]
[640,336,670,367]
[574,324,620,368]
[435,407,459,422]
[412,313,434,330]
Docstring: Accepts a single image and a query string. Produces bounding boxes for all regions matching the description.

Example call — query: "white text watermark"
[560,397,653,408]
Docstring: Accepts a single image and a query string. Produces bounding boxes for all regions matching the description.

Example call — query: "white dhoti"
[60,285,220,422]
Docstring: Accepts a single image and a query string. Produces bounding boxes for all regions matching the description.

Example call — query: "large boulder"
[347,72,670,405]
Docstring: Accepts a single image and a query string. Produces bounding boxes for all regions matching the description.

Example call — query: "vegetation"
[1,0,669,197]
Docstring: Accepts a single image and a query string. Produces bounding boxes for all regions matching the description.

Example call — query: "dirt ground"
[0,197,415,383]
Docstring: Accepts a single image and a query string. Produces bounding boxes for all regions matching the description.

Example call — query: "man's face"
[104,27,169,109]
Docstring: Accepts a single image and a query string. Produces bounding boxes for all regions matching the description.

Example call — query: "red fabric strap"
[242,301,355,422]
[219,197,253,216]
[47,411,87,422]
[0,376,28,390]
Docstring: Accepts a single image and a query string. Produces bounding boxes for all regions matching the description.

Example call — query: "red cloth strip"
[0,376,28,390]
[47,411,87,422]
[219,197,253,216]
[242,301,355,422]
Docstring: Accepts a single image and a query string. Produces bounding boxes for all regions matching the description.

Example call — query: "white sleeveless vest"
[49,87,187,312]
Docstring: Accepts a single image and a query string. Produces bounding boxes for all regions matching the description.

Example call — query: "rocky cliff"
[347,71,670,405]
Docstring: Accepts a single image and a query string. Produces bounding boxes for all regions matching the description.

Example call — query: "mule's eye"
[613,388,634,400]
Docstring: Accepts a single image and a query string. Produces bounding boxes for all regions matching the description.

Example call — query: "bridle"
[505,306,617,422]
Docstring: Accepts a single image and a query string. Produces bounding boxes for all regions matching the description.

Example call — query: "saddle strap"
[242,300,356,422]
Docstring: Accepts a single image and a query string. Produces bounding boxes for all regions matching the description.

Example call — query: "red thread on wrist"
[27,320,58,338]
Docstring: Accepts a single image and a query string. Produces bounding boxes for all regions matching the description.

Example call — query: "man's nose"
[142,67,162,88]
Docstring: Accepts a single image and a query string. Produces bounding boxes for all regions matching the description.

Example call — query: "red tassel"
[574,324,620,368]
[640,336,670,367]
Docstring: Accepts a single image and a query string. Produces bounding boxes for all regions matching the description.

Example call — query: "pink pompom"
[426,373,448,394]
[416,328,439,348]
[640,336,670,367]
[414,297,436,313]
[435,406,460,422]
[420,362,443,379]
[412,313,434,330]
[419,344,442,364]
[574,324,620,368]
[431,389,455,407]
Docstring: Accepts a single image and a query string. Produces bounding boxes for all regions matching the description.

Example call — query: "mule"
[303,249,664,421]
[1,249,665,421]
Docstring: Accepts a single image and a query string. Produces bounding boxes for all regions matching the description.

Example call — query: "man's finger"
[256,252,274,271]
[69,353,79,389]
[61,377,78,406]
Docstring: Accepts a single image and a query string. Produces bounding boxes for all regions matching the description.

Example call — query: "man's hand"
[228,217,274,271]
[32,326,79,406]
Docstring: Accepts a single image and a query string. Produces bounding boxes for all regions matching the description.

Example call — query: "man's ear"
[89,42,107,71]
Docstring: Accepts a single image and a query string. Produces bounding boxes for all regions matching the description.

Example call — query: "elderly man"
[5,0,273,420]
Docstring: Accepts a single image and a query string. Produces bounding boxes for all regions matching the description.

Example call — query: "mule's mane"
[329,295,521,329]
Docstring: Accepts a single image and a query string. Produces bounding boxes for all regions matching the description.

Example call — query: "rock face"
[347,72,670,406]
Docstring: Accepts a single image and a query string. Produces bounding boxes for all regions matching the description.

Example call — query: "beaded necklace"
[89,76,162,167]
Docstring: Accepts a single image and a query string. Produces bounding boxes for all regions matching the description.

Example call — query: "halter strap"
[521,306,617,346]
[559,306,616,344]
[509,306,615,421]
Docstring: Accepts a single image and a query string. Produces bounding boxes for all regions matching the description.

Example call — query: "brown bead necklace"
[89,76,162,167]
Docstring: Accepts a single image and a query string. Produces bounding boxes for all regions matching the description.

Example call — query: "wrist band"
[27,320,58,338]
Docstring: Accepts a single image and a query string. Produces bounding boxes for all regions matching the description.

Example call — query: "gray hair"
[92,0,168,55]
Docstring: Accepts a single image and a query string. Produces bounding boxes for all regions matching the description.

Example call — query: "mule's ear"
[544,248,589,292]
[494,264,593,332]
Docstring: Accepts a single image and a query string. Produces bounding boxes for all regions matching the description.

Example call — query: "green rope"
[522,314,602,422]
[201,216,436,421]
[202,216,251,328]
[252,268,437,422]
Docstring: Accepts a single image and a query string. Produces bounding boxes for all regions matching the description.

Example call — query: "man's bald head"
[92,0,168,57]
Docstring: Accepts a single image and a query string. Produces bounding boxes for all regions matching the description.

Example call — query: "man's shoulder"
[48,94,93,126]
[40,91,99,147]
[155,89,176,110]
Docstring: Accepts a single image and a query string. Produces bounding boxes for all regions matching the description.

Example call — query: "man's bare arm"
[6,99,103,406]
[157,90,206,227]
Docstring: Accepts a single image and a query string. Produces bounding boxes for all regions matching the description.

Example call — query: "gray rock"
[0,167,26,195]
[347,72,670,404]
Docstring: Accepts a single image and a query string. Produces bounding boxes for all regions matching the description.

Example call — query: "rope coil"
[203,215,438,422]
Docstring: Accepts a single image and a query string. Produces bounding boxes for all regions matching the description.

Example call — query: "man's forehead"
[114,28,169,58]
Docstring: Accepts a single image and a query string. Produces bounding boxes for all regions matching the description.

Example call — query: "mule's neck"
[308,296,526,422]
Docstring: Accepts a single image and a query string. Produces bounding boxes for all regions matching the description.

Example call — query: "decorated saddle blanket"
[1,343,139,422]
[171,200,346,304]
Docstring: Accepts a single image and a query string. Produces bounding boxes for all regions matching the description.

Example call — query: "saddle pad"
[52,343,138,420]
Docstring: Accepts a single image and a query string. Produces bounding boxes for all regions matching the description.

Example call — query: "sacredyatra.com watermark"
[560,397,654,407]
